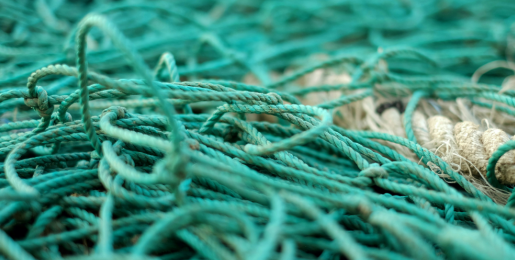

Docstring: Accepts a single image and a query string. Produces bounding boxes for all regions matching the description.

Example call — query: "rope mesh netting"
[2,0,515,259]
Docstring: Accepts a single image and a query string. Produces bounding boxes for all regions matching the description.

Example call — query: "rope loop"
[100,106,128,121]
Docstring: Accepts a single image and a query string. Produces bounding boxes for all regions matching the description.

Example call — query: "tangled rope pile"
[4,0,515,259]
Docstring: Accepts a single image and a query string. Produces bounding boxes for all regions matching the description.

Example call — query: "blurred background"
[2,0,515,156]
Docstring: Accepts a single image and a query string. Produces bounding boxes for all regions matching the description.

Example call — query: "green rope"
[2,0,515,259]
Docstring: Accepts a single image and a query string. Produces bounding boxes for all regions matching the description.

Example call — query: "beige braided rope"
[425,116,512,204]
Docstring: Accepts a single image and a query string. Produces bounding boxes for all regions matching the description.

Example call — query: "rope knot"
[359,164,388,179]
[24,86,54,118]
[100,106,127,120]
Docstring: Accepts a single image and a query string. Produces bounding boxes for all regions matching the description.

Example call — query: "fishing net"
[2,0,515,259]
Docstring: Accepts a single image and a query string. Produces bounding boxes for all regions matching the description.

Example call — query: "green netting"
[1,0,515,259]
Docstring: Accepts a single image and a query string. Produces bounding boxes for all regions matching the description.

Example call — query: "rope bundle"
[3,0,515,259]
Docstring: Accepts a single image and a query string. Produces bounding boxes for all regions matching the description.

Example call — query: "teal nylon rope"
[2,0,515,259]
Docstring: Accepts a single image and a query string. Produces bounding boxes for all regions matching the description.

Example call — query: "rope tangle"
[3,1,515,260]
